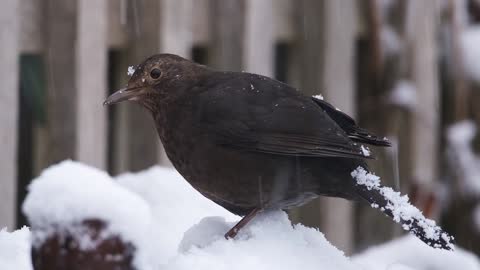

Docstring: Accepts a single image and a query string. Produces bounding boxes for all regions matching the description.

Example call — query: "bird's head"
[104,53,204,112]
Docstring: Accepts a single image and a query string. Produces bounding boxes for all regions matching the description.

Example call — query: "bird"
[104,54,454,250]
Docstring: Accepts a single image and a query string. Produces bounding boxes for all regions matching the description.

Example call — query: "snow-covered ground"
[1,161,479,270]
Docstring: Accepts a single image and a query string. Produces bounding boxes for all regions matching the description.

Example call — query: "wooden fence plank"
[409,1,440,186]
[121,0,162,171]
[0,0,19,229]
[75,0,108,169]
[107,0,128,49]
[44,0,77,166]
[209,0,245,70]
[319,0,357,254]
[19,0,43,53]
[244,0,275,77]
[192,0,210,46]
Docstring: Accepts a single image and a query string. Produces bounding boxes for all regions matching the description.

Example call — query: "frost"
[351,167,380,190]
[351,166,454,250]
[361,145,371,157]
[127,66,136,76]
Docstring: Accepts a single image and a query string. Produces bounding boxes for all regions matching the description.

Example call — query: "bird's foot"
[224,208,262,240]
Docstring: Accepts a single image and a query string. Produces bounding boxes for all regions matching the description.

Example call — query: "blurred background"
[1,0,480,256]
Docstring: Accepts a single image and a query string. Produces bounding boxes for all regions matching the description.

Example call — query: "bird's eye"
[150,68,161,79]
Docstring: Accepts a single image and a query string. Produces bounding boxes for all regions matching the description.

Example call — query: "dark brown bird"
[104,54,454,250]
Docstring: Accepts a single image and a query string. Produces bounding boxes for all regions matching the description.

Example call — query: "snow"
[169,211,357,270]
[446,121,480,194]
[389,80,416,109]
[381,26,401,56]
[127,65,135,76]
[115,166,237,267]
[353,235,480,270]
[22,160,153,268]
[462,26,480,83]
[312,94,324,100]
[0,227,32,270]
[1,161,476,269]
[351,167,454,250]
[361,145,371,157]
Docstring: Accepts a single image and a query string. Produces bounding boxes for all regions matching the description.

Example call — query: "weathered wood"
[287,0,325,231]
[44,0,77,166]
[355,0,401,250]
[319,0,357,254]
[156,0,195,166]
[244,0,275,77]
[75,0,108,169]
[288,0,324,94]
[0,0,19,229]
[409,1,440,186]
[107,0,128,49]
[19,0,44,53]
[273,0,294,42]
[120,0,162,171]
[160,0,194,58]
[209,0,245,70]
[192,0,210,45]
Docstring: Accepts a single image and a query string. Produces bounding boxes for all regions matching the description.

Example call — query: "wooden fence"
[2,0,478,254]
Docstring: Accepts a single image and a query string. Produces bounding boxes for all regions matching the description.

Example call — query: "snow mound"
[0,227,32,270]
[353,235,480,270]
[116,166,237,267]
[169,211,356,270]
[22,160,152,267]
[6,161,477,270]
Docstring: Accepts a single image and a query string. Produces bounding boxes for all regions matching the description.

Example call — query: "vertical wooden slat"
[209,0,245,70]
[120,0,162,172]
[192,0,210,45]
[244,0,275,77]
[75,0,108,169]
[157,0,195,166]
[410,1,440,186]
[19,0,44,53]
[44,0,77,166]
[273,0,294,42]
[287,0,325,231]
[319,0,357,254]
[107,0,128,49]
[0,0,19,229]
[160,0,194,58]
[288,0,324,93]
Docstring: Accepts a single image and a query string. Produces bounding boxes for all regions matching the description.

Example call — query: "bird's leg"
[224,208,262,239]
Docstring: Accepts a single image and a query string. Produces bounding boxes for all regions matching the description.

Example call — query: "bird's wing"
[311,97,391,146]
[192,73,373,159]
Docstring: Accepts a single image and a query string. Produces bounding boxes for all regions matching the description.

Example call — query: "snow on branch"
[351,167,454,250]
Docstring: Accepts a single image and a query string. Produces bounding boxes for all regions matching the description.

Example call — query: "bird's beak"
[103,86,143,106]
